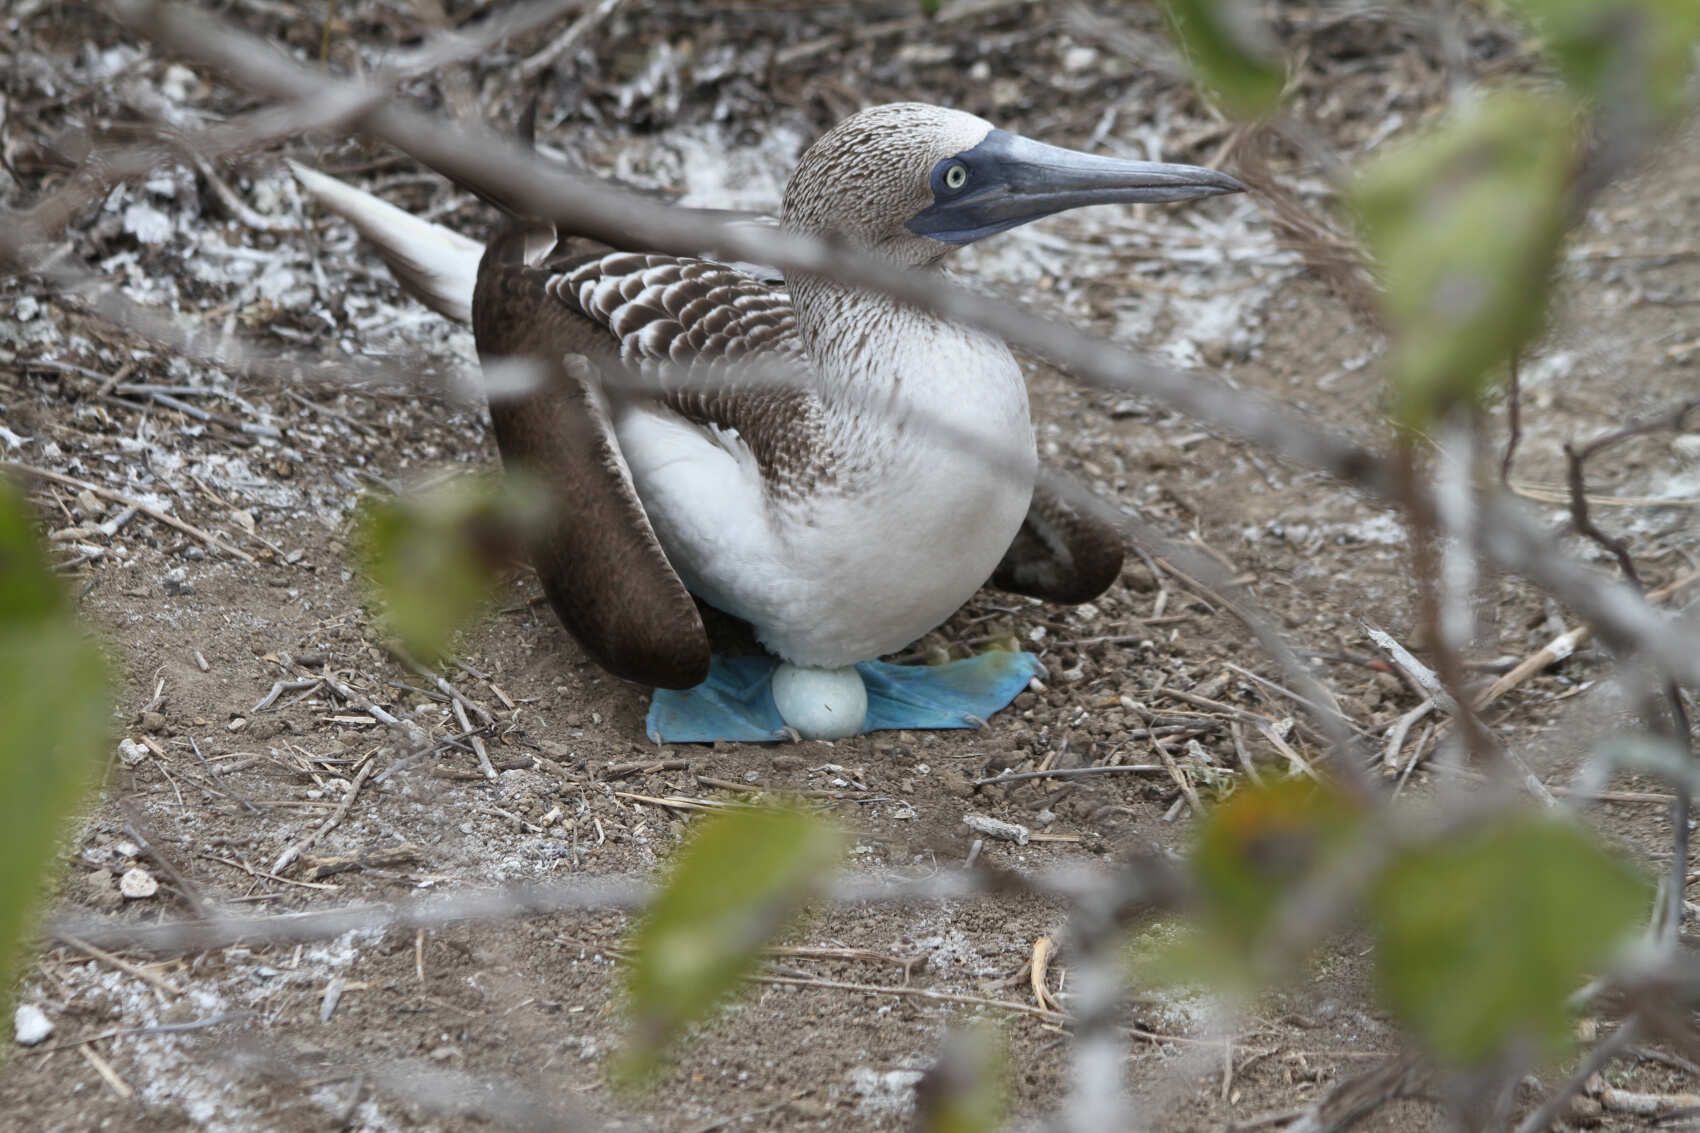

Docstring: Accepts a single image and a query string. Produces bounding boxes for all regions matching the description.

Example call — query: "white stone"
[1062,45,1099,72]
[119,867,158,899]
[122,203,173,246]
[13,1004,53,1047]
[771,664,867,740]
[117,738,149,767]
[962,813,1030,845]
[849,1067,923,1117]
[160,64,199,104]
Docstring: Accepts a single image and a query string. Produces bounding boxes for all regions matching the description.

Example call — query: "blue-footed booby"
[292,103,1243,740]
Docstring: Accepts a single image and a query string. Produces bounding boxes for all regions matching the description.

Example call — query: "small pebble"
[962,813,1030,845]
[13,1005,53,1047]
[119,867,158,899]
[117,738,149,767]
[1062,46,1098,72]
[82,869,121,912]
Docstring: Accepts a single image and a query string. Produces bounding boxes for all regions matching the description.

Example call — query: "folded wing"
[473,229,819,687]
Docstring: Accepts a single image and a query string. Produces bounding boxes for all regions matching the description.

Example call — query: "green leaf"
[352,474,540,661]
[1352,91,1579,430]
[1183,777,1364,985]
[1505,0,1700,126]
[1139,780,1364,996]
[617,805,844,1083]
[1161,0,1286,119]
[1371,813,1649,1064]
[915,1023,1009,1133]
[0,482,111,995]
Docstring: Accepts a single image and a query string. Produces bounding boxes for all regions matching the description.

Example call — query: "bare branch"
[1562,397,1699,940]
[515,0,625,80]
[47,859,1178,956]
[1513,1017,1641,1133]
[17,0,587,242]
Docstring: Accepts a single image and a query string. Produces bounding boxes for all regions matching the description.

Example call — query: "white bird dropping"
[771,664,868,740]
[14,1005,53,1047]
[119,867,158,899]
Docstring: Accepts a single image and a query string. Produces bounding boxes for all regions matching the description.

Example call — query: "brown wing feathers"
[473,245,711,689]
[546,252,824,492]
[475,219,1119,687]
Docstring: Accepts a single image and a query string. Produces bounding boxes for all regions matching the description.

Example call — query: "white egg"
[771,664,868,740]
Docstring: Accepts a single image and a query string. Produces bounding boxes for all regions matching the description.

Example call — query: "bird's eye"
[943,162,969,191]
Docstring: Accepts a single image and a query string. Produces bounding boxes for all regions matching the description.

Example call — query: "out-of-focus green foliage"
[1352,92,1578,430]
[1371,814,1649,1064]
[617,805,844,1083]
[1187,777,1364,981]
[0,481,111,996]
[1503,0,1700,125]
[1161,0,1286,119]
[353,473,543,662]
[1140,778,1365,993]
[914,1023,1009,1133]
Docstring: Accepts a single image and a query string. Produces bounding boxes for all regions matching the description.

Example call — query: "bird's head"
[781,103,1245,268]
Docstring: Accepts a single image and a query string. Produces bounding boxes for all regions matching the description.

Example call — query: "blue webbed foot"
[645,650,1045,744]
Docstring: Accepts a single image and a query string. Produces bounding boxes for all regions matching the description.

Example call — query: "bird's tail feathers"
[288,160,483,324]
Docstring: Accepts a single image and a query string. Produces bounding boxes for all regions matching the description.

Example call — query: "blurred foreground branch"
[47,858,1171,956]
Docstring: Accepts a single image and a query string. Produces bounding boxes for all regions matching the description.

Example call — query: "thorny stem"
[1564,441,1644,588]
[1500,353,1521,487]
[1563,403,1700,941]
[1392,436,1497,773]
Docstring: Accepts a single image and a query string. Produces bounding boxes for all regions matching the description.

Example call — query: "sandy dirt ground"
[2,2,1698,1130]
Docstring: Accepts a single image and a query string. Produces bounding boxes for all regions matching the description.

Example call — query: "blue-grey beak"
[908,130,1246,246]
